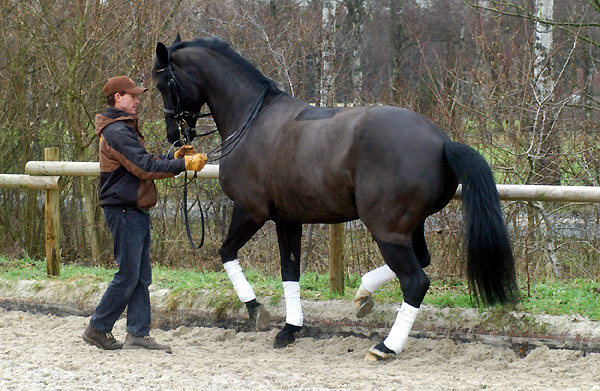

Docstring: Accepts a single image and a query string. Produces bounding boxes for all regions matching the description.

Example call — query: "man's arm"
[102,124,185,180]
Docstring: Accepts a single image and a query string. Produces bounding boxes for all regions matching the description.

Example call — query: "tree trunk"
[390,0,406,104]
[345,0,365,105]
[531,0,560,278]
[532,0,560,185]
[320,0,337,106]
[321,0,344,295]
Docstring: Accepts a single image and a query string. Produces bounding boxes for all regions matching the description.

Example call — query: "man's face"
[114,92,140,115]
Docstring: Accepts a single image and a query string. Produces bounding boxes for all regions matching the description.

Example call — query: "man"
[82,76,207,353]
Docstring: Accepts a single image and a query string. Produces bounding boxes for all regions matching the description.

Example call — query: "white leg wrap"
[383,301,420,354]
[283,281,303,327]
[362,264,396,293]
[223,259,256,303]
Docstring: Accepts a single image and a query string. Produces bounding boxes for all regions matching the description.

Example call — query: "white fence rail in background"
[0,174,59,189]
[3,148,600,290]
[24,161,600,203]
[12,165,600,202]
[24,161,220,180]
[455,184,600,203]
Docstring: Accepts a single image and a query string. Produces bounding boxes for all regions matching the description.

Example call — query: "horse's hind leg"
[365,236,430,362]
[413,220,431,268]
[220,203,271,331]
[354,222,430,318]
[354,264,396,318]
[273,221,303,348]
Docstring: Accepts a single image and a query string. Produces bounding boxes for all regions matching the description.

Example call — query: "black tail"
[443,140,519,306]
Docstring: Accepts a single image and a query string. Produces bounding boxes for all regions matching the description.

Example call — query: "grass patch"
[0,255,598,320]
[522,280,600,320]
[0,256,112,283]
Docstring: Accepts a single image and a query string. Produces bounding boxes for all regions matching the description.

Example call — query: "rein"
[205,87,267,162]
[157,64,268,249]
[157,65,211,249]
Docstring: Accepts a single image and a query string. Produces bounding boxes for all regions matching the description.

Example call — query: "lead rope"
[167,141,206,250]
[168,131,208,250]
[160,64,209,249]
[176,88,268,249]
[183,170,205,249]
[183,120,207,250]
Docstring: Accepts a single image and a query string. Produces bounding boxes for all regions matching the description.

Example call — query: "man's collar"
[105,106,137,120]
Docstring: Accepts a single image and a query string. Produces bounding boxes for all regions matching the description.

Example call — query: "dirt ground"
[1,307,599,391]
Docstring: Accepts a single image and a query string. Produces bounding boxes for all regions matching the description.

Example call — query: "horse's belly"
[270,188,358,223]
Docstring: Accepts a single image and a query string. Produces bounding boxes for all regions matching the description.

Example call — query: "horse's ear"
[156,42,170,69]
[174,33,181,44]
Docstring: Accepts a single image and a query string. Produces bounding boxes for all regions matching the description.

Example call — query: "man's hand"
[174,145,195,159]
[184,153,208,171]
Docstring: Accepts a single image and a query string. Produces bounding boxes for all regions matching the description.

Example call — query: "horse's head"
[153,35,205,145]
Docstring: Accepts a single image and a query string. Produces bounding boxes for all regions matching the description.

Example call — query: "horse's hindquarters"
[352,113,449,243]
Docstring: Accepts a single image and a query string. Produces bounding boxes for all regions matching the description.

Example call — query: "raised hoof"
[354,294,374,318]
[364,345,396,362]
[273,323,302,349]
[249,304,271,331]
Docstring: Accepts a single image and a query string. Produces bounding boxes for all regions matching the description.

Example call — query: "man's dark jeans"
[90,206,152,337]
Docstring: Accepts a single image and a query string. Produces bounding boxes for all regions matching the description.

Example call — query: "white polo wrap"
[362,264,396,293]
[283,281,303,327]
[383,301,420,354]
[223,259,256,303]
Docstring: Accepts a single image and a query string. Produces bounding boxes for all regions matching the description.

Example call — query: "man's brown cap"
[103,76,148,97]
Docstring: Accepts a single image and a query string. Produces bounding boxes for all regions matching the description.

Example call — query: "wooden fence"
[0,148,219,277]
[3,147,600,293]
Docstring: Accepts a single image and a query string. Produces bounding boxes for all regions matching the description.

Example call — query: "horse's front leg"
[220,203,271,331]
[273,221,303,348]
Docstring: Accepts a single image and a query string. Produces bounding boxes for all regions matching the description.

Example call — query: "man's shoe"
[123,333,172,353]
[82,325,123,350]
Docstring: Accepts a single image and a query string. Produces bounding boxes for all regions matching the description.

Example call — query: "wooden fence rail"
[0,148,61,275]
[25,161,220,179]
[0,174,59,190]
[456,184,600,203]
[24,160,600,203]
[4,148,600,292]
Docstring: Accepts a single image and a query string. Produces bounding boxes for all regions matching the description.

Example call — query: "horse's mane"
[171,37,283,95]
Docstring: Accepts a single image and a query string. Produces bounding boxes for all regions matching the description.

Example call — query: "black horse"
[153,36,518,361]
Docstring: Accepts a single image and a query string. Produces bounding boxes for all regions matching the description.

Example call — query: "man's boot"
[82,324,123,350]
[123,333,172,353]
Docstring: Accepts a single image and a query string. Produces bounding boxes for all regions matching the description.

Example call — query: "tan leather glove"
[174,145,195,159]
[184,153,208,171]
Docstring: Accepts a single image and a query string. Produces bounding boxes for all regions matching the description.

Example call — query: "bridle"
[156,64,214,146]
[157,63,268,161]
[156,64,213,250]
[156,63,268,250]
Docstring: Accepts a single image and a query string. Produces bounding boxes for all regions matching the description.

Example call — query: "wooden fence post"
[44,147,60,276]
[328,223,344,295]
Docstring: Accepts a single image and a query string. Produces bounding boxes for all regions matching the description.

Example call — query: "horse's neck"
[208,84,265,140]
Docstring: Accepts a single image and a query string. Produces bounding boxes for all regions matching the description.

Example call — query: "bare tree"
[0,0,188,263]
[344,0,367,105]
